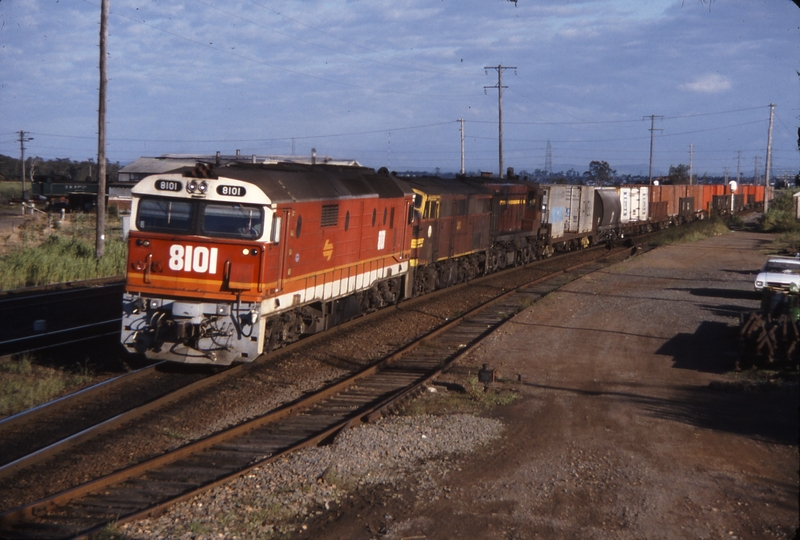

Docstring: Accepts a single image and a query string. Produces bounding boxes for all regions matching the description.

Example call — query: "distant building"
[117,152,362,183]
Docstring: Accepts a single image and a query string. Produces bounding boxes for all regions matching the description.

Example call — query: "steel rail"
[0,243,637,540]
[0,319,121,348]
[0,363,243,482]
[0,364,163,434]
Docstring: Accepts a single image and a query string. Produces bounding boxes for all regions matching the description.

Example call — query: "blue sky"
[1,0,798,179]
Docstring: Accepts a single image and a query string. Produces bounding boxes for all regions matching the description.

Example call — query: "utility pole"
[737,151,741,184]
[18,130,33,201]
[643,115,663,186]
[545,140,552,175]
[96,0,109,259]
[485,65,515,179]
[458,119,465,175]
[764,103,775,214]
[754,156,760,185]
[689,144,693,185]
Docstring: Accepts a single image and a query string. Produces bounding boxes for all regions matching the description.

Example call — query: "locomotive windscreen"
[137,198,193,233]
[137,197,264,240]
[202,204,264,239]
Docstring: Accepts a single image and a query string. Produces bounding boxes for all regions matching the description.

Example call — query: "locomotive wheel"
[424,267,437,293]
[487,252,499,273]
[495,248,507,269]
[521,245,533,263]
[457,264,468,284]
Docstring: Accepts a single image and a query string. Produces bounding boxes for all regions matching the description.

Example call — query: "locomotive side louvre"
[121,162,414,364]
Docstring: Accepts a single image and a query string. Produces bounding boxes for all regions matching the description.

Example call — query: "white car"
[754,257,800,292]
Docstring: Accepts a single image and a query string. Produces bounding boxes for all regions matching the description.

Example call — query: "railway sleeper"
[135,475,201,492]
[163,457,239,475]
[212,442,273,455]
[76,488,162,509]
[146,469,235,487]
[192,448,269,464]
[355,380,417,391]
[250,427,315,444]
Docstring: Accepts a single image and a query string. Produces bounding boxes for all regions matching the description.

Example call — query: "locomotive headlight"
[187,180,198,193]
[197,181,208,194]
[149,299,162,309]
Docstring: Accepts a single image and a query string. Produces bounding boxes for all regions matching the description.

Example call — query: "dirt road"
[309,231,798,540]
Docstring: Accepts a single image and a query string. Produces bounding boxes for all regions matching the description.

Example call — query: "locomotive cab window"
[423,201,439,219]
[137,198,193,233]
[202,203,264,239]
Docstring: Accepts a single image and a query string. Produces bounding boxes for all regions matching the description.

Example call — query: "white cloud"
[680,73,732,93]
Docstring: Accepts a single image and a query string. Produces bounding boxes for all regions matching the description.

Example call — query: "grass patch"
[649,216,731,246]
[0,355,95,417]
[0,212,126,289]
[162,428,187,440]
[399,374,520,416]
[0,181,22,199]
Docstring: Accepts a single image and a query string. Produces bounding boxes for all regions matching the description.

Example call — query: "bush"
[760,189,800,234]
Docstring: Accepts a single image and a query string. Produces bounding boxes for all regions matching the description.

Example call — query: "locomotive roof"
[399,175,495,197]
[184,162,414,204]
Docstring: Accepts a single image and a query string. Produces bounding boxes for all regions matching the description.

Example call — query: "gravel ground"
[103,229,798,540]
[117,414,504,539]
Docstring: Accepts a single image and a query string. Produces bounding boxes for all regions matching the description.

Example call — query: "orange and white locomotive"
[121,162,414,364]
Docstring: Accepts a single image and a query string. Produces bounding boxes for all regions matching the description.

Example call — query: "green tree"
[668,164,691,184]
[584,161,616,185]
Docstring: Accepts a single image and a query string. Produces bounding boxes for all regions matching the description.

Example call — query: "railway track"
[0,280,124,357]
[0,363,234,483]
[0,242,641,540]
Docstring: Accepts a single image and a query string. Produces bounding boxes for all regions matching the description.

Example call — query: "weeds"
[759,189,800,234]
[0,355,95,417]
[649,216,731,246]
[399,373,520,417]
[0,182,21,199]
[0,212,127,289]
[162,428,187,440]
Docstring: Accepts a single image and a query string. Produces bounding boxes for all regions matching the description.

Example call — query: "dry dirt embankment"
[312,230,799,540]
